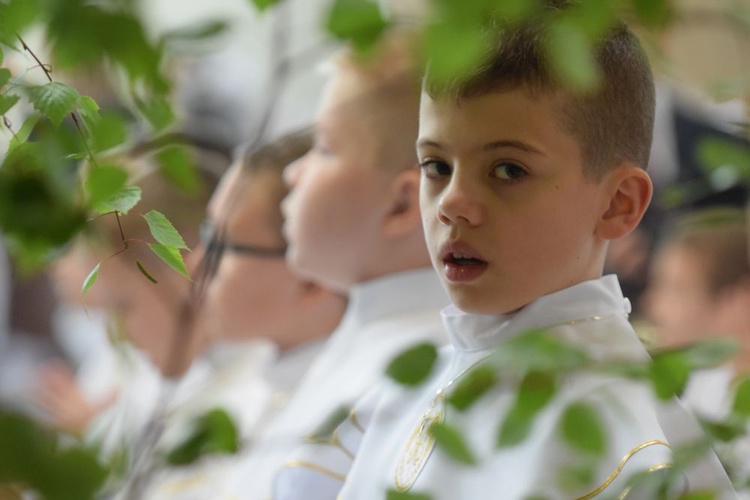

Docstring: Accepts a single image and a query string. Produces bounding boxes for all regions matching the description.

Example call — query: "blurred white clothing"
[274,276,736,500]
[219,268,450,500]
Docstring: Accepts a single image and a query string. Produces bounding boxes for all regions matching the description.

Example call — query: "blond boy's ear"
[595,163,653,241]
[382,167,422,239]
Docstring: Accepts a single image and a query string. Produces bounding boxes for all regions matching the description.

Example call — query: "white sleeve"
[272,384,384,500]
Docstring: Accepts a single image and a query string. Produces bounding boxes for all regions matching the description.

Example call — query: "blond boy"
[219,34,449,499]
[274,5,737,500]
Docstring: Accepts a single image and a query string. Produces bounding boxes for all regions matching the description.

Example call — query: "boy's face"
[199,164,307,345]
[282,70,396,292]
[418,89,609,315]
[645,244,714,347]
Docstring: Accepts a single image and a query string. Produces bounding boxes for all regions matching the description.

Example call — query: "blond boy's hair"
[332,30,422,172]
[425,2,655,180]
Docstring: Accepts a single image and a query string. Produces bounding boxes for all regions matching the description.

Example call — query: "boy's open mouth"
[445,253,487,267]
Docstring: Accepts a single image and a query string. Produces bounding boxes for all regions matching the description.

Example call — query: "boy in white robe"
[127,129,347,498]
[272,4,738,499]
[218,32,450,499]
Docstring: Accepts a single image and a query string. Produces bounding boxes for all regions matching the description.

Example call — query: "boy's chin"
[448,291,523,316]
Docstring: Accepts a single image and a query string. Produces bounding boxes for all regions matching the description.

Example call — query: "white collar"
[339,268,449,329]
[442,275,631,352]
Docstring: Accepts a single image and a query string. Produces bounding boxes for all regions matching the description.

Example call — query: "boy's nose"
[283,157,303,187]
[437,178,484,227]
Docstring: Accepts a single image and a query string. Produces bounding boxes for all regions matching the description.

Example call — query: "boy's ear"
[382,167,422,239]
[595,163,653,241]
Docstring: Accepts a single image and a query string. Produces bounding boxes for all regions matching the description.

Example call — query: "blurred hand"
[33,360,117,437]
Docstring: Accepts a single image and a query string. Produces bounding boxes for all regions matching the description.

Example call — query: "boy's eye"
[492,162,527,181]
[420,160,452,178]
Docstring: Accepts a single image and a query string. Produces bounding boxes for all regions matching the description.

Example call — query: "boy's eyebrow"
[482,140,544,155]
[417,138,544,156]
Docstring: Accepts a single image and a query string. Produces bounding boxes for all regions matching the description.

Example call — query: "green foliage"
[148,243,190,280]
[0,410,107,500]
[88,110,128,153]
[136,259,158,284]
[0,142,87,252]
[386,490,432,500]
[497,372,557,447]
[0,0,41,47]
[27,82,80,126]
[249,0,283,12]
[133,93,175,132]
[85,165,128,208]
[558,401,607,456]
[697,137,750,181]
[143,210,189,250]
[165,409,239,466]
[160,19,229,46]
[421,20,491,88]
[430,422,476,465]
[491,329,588,374]
[81,262,100,296]
[47,3,168,93]
[546,17,598,91]
[649,350,691,400]
[731,376,750,418]
[446,364,498,411]
[385,342,438,387]
[326,0,388,53]
[95,186,141,215]
[0,93,20,115]
[309,405,351,441]
[156,145,200,194]
[631,0,674,27]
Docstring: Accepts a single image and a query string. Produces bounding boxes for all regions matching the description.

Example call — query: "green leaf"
[95,185,141,215]
[681,339,739,369]
[161,19,229,45]
[698,418,747,443]
[81,263,100,297]
[546,17,599,91]
[491,329,588,374]
[385,342,438,386]
[309,405,351,441]
[386,490,432,500]
[731,376,750,418]
[447,364,497,411]
[0,0,41,45]
[133,93,175,132]
[0,93,20,115]
[156,145,200,194]
[148,243,191,280]
[326,0,388,53]
[136,260,158,284]
[697,137,750,180]
[86,165,128,207]
[89,110,128,152]
[430,422,476,465]
[9,113,41,149]
[649,350,691,400]
[76,95,100,130]
[143,210,189,250]
[0,68,11,88]
[27,82,80,126]
[48,5,168,94]
[165,408,239,466]
[632,0,673,27]
[559,401,607,456]
[422,20,491,88]
[497,372,557,447]
[249,0,283,11]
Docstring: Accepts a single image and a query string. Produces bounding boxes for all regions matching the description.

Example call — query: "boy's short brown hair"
[425,3,655,179]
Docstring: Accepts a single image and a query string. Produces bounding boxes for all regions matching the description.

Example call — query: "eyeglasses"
[196,220,287,285]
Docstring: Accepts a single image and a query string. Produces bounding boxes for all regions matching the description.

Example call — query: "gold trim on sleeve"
[283,460,347,482]
[575,440,671,500]
[349,408,365,434]
[304,429,355,460]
